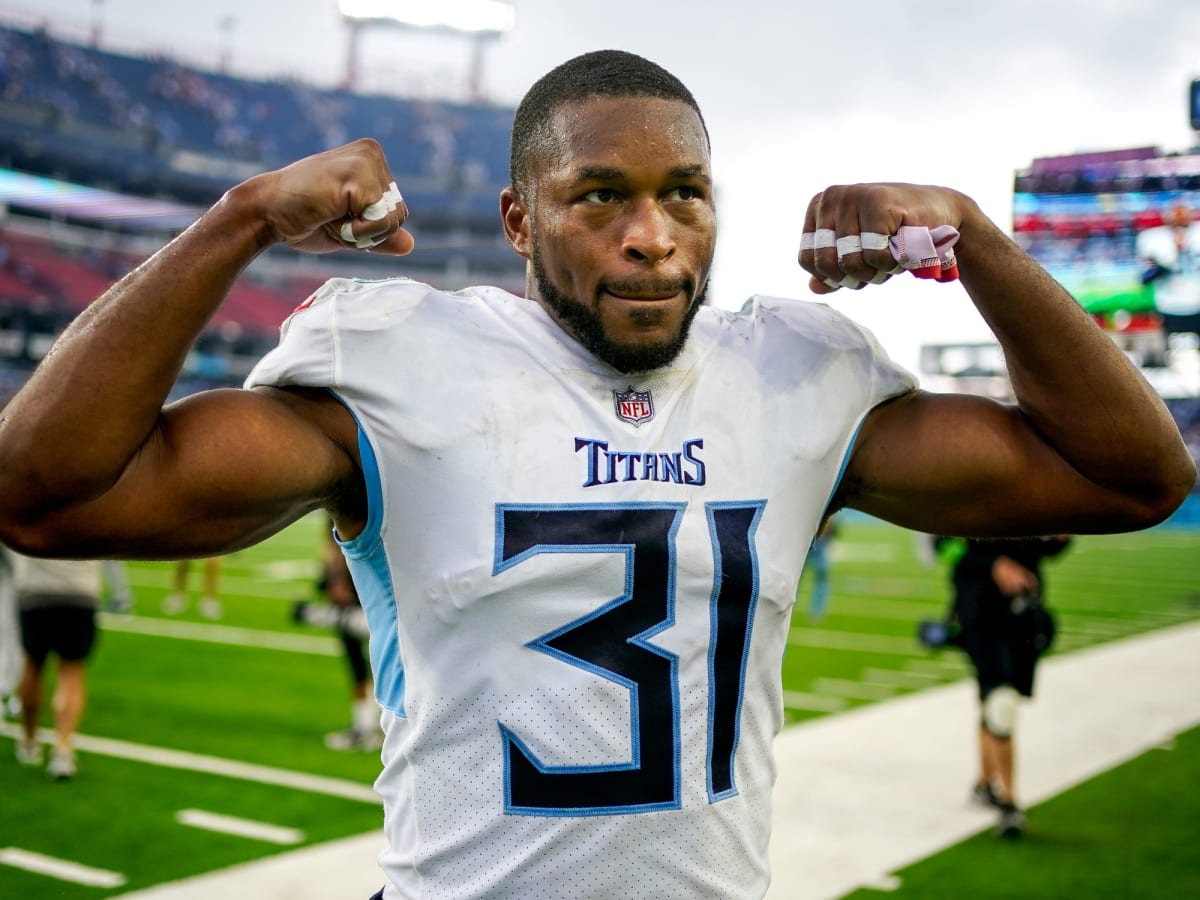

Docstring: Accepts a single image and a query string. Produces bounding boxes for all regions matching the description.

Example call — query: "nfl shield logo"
[613,385,655,426]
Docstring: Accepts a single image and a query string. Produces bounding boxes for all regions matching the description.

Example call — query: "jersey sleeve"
[748,294,918,410]
[242,278,343,392]
[244,276,435,393]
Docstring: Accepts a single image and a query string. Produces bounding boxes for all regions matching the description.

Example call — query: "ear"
[500,187,532,260]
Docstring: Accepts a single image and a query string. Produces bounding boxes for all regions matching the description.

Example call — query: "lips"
[605,290,679,301]
[602,280,689,301]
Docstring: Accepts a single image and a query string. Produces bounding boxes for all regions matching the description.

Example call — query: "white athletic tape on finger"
[361,196,390,222]
[813,228,837,250]
[822,274,862,290]
[835,235,862,259]
[802,230,890,255]
[361,183,404,222]
[339,220,386,250]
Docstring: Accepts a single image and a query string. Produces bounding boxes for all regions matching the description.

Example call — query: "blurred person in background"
[805,514,839,621]
[951,535,1071,838]
[318,526,381,752]
[1139,212,1200,338]
[0,542,20,719]
[0,396,20,717]
[163,556,222,619]
[101,559,134,613]
[292,518,382,752]
[11,553,103,780]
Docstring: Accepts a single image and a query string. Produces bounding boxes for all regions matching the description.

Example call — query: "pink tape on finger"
[890,225,959,282]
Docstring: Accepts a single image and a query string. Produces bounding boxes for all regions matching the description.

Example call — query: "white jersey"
[11,553,103,608]
[246,279,915,899]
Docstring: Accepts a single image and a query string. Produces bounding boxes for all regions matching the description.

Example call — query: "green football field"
[1,513,1197,897]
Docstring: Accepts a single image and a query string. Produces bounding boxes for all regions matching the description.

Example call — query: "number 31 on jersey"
[494,500,766,816]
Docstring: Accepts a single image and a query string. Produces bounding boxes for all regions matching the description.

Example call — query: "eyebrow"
[570,164,712,187]
[668,165,711,183]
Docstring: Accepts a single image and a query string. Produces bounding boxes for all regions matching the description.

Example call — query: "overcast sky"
[5,0,1200,371]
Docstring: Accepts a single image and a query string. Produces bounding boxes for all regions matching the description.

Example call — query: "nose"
[622,199,676,264]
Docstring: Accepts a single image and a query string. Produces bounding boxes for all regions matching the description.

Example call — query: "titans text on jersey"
[575,437,705,488]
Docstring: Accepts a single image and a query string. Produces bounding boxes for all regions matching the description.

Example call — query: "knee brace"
[982,685,1020,738]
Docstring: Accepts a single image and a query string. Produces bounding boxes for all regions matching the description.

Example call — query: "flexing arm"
[800,184,1196,536]
[0,140,413,558]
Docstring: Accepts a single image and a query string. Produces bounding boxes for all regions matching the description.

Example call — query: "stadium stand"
[0,20,524,397]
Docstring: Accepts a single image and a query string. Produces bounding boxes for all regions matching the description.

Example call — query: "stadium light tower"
[90,0,105,48]
[338,0,516,100]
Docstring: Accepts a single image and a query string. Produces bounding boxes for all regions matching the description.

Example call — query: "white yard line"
[255,560,323,581]
[783,691,848,713]
[861,667,943,688]
[98,614,341,656]
[175,810,305,846]
[788,627,925,656]
[903,657,969,675]
[815,597,945,622]
[120,569,309,601]
[1073,625,1137,641]
[0,847,126,888]
[0,722,379,804]
[829,544,898,562]
[811,677,897,701]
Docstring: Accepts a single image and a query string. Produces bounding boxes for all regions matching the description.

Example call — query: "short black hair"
[509,49,708,196]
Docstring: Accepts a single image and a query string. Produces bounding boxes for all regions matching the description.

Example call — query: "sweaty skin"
[501,96,716,374]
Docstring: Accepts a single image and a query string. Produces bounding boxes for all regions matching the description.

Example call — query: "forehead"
[538,95,710,181]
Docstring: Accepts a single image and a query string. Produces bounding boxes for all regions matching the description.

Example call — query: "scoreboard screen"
[1013,147,1200,332]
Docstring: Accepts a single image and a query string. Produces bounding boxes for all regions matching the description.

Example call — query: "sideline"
[765,618,1200,899]
[98,613,342,656]
[114,620,1200,900]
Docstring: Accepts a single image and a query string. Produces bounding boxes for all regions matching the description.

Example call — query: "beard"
[531,240,707,374]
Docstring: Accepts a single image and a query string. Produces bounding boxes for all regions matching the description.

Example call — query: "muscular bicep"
[17,387,363,559]
[837,390,1168,536]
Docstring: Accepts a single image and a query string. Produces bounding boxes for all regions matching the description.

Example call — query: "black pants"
[954,582,1051,700]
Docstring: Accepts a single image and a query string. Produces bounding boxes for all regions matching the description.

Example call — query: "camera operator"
[948,534,1071,837]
